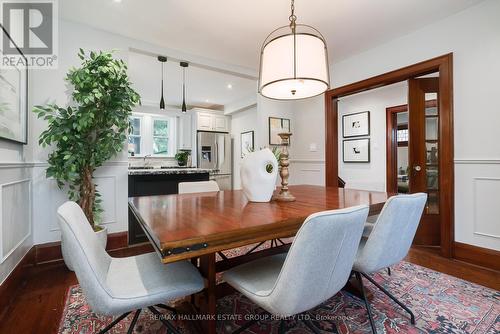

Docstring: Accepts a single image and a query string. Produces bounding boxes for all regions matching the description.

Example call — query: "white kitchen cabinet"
[178,114,192,149]
[214,115,228,132]
[197,112,213,131]
[196,112,230,132]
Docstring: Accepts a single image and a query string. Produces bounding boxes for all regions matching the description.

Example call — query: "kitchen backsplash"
[128,157,191,168]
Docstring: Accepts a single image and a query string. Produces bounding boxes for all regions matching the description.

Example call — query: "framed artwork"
[0,26,28,144]
[240,130,254,158]
[343,138,370,163]
[342,111,370,138]
[269,117,290,145]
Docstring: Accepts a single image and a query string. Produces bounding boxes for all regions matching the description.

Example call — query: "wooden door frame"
[325,53,454,258]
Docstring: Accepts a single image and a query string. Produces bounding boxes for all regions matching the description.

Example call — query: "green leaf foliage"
[33,50,140,229]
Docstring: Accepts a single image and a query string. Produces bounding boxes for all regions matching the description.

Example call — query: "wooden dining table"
[129,185,388,334]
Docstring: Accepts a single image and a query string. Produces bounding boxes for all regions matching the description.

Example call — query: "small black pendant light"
[158,56,167,109]
[180,61,189,113]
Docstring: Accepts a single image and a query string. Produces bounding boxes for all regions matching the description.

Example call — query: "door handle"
[413,165,422,172]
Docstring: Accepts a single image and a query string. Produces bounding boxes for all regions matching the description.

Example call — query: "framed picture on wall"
[241,130,254,158]
[343,138,370,163]
[342,111,370,138]
[269,117,290,145]
[0,26,28,144]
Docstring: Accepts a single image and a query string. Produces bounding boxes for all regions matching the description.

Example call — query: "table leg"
[199,253,217,334]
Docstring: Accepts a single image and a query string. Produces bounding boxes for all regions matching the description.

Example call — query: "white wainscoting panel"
[289,160,326,186]
[32,162,128,244]
[94,175,117,225]
[455,160,500,251]
[0,179,31,263]
[473,177,500,239]
[0,165,34,286]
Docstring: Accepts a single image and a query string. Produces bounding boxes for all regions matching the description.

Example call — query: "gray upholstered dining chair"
[223,205,369,334]
[178,180,220,193]
[57,201,204,334]
[352,193,427,333]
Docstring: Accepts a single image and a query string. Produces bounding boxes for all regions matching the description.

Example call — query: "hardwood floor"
[0,246,497,334]
[406,246,500,291]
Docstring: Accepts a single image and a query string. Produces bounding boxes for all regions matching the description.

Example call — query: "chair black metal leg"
[278,320,286,334]
[148,306,181,334]
[301,319,321,334]
[354,272,377,334]
[127,309,141,334]
[232,318,260,334]
[361,273,415,325]
[387,267,391,276]
[276,238,286,246]
[98,312,131,334]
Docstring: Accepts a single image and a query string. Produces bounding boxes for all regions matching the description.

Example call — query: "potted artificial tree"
[34,50,140,269]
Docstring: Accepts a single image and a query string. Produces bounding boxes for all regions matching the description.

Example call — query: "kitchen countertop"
[128,167,212,176]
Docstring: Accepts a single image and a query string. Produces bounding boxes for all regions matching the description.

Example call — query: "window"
[128,116,142,156]
[397,128,408,142]
[127,114,176,157]
[152,118,170,155]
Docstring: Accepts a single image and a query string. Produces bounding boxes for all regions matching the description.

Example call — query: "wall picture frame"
[342,111,370,138]
[0,26,28,145]
[240,130,254,158]
[269,117,290,145]
[343,138,370,163]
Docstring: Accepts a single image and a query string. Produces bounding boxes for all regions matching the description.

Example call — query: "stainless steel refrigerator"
[197,131,232,190]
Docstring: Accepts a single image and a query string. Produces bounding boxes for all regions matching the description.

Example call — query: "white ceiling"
[128,51,257,110]
[60,0,484,70]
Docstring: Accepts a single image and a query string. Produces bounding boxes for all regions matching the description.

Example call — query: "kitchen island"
[128,167,211,244]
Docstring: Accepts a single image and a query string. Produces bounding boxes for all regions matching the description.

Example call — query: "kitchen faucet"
[143,154,152,167]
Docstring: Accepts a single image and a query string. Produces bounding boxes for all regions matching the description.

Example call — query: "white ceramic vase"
[240,148,278,202]
[61,226,107,271]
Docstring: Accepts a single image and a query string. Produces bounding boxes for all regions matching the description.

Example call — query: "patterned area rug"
[58,261,499,334]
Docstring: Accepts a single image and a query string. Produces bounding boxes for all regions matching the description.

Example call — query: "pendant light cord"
[289,0,297,82]
[182,67,186,98]
[289,0,297,32]
[161,62,164,90]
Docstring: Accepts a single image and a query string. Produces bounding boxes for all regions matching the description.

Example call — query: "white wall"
[0,72,34,286]
[256,95,295,150]
[338,82,407,191]
[230,106,258,189]
[334,0,500,251]
[231,95,296,188]
[28,19,256,245]
[289,95,326,186]
[290,0,500,251]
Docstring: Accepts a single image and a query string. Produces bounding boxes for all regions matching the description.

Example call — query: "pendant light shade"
[180,62,189,113]
[158,56,167,109]
[258,0,330,100]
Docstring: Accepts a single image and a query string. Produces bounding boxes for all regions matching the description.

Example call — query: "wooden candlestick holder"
[273,132,296,202]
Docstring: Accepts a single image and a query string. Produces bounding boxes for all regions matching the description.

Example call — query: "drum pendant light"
[180,62,189,113]
[258,0,330,100]
[158,56,167,109]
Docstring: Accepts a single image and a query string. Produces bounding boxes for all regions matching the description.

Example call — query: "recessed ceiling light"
[205,99,210,103]
[113,0,122,3]
[226,84,233,89]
